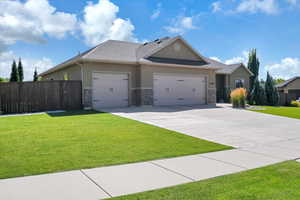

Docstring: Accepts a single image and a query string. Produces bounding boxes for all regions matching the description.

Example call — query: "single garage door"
[153,74,206,106]
[92,73,129,108]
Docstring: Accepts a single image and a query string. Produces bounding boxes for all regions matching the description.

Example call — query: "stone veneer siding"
[83,88,92,107]
[207,88,217,104]
[140,89,153,105]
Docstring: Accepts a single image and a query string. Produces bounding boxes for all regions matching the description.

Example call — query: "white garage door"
[92,73,129,108]
[153,74,206,106]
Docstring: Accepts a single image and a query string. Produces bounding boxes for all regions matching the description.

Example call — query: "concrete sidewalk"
[0,149,285,200]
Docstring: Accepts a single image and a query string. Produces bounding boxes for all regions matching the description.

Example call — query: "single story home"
[276,76,300,105]
[40,36,252,109]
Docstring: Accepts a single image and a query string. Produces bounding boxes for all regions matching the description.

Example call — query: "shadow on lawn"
[47,110,105,117]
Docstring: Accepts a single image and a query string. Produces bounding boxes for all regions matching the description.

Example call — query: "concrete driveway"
[102,104,300,160]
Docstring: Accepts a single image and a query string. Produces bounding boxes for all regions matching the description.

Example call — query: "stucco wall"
[42,64,82,81]
[152,40,201,61]
[82,62,139,107]
[229,67,251,91]
[41,61,218,107]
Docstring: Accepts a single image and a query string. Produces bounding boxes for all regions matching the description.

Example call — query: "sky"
[0,0,300,81]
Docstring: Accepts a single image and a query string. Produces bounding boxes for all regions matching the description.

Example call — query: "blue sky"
[0,0,300,80]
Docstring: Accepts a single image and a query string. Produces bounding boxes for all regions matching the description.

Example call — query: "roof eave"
[39,58,81,77]
[82,58,138,65]
[216,71,231,75]
[139,60,221,70]
[39,58,139,77]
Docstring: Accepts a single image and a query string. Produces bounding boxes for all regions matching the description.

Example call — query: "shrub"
[230,88,247,108]
[290,100,300,107]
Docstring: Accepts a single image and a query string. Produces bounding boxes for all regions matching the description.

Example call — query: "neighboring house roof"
[216,63,253,76]
[39,36,242,76]
[276,76,300,88]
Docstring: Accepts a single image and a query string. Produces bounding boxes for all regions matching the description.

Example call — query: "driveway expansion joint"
[149,161,196,182]
[80,170,112,198]
[198,154,248,170]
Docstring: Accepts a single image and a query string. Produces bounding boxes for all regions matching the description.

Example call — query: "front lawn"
[0,111,231,179]
[113,161,300,200]
[250,106,300,120]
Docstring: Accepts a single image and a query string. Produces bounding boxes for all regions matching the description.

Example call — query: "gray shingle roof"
[216,63,253,76]
[82,40,141,62]
[217,63,242,74]
[40,36,240,76]
[276,76,300,88]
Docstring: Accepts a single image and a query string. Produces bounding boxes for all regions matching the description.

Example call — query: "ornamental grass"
[230,88,247,108]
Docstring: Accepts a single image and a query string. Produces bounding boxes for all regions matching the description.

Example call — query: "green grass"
[250,106,300,120]
[113,161,300,200]
[0,111,231,179]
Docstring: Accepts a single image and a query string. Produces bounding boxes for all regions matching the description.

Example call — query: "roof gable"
[142,36,207,62]
[151,40,202,61]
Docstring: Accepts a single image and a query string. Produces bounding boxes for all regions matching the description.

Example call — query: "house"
[276,76,300,105]
[40,36,252,109]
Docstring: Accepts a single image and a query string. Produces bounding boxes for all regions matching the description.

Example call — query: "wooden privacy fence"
[0,81,82,114]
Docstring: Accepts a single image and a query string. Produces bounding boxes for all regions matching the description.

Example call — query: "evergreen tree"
[33,68,38,82]
[250,78,266,105]
[265,72,279,106]
[17,58,24,82]
[248,49,260,91]
[9,60,19,82]
[247,49,260,104]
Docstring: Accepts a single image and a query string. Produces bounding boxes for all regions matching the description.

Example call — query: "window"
[235,79,244,88]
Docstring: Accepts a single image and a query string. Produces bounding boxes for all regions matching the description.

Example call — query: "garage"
[153,74,207,106]
[92,73,129,108]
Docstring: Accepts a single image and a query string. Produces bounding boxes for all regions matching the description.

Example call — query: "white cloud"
[236,0,278,14]
[80,0,137,46]
[0,51,53,81]
[209,57,222,62]
[0,0,77,50]
[286,0,297,5]
[210,51,249,65]
[212,1,222,13]
[165,15,198,35]
[225,51,249,64]
[151,3,162,20]
[225,57,246,64]
[265,57,300,79]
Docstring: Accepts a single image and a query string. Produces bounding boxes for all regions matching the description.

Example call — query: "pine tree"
[9,60,19,82]
[17,58,24,82]
[247,49,260,104]
[33,68,38,82]
[265,72,279,106]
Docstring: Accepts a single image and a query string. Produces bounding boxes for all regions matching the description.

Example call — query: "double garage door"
[92,73,207,108]
[153,74,207,106]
